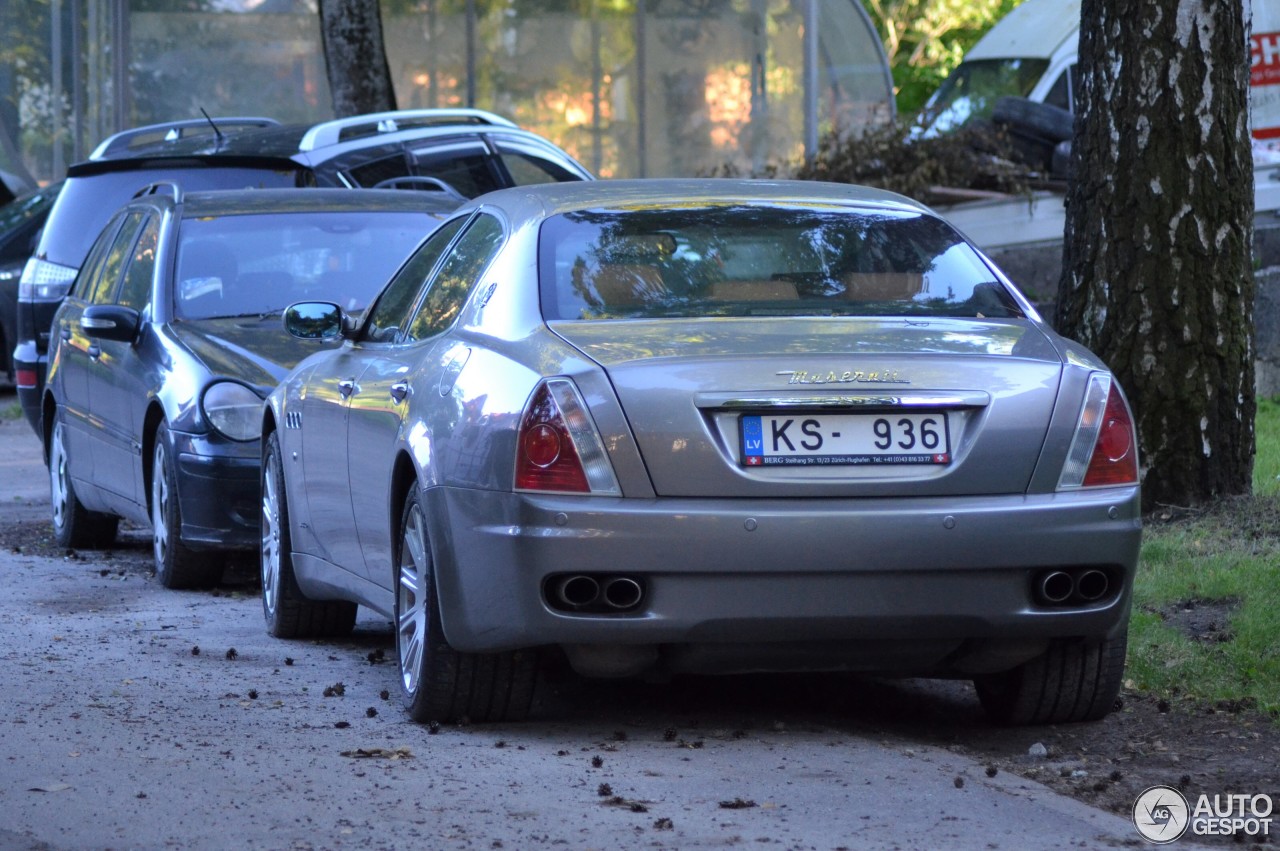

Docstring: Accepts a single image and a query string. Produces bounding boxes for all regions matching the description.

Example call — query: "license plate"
[739,412,951,467]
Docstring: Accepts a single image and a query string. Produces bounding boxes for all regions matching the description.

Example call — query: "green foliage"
[1127,399,1280,717]
[859,0,1024,115]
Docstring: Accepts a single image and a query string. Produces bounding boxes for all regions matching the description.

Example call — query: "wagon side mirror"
[81,304,141,343]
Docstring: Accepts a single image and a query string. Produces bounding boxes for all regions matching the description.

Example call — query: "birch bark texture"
[318,0,398,118]
[1056,0,1255,510]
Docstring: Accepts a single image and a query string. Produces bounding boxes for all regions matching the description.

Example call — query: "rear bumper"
[425,485,1141,673]
[13,340,43,435]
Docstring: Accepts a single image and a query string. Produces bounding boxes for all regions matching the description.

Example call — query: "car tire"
[974,632,1127,725]
[260,430,356,638]
[151,422,221,589]
[48,415,119,549]
[394,486,537,724]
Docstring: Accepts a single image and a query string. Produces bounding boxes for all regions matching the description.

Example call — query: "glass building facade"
[0,0,893,189]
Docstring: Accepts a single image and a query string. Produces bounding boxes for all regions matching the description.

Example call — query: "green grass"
[1,400,21,421]
[1127,397,1280,716]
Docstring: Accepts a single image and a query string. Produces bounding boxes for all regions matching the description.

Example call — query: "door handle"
[389,382,409,404]
[88,345,101,360]
[338,378,356,399]
[61,328,71,341]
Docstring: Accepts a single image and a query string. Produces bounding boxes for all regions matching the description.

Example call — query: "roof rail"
[90,117,281,160]
[298,109,517,152]
[132,181,183,203]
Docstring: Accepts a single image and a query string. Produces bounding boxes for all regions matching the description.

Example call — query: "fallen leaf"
[28,783,72,793]
[340,747,413,760]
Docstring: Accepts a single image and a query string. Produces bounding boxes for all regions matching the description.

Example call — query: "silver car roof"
[461,179,936,221]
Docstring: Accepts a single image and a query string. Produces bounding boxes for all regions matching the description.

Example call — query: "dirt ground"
[5,509,1277,848]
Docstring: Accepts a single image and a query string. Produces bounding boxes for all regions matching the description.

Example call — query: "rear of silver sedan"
[425,195,1141,726]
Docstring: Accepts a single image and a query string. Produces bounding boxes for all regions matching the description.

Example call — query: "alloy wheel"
[50,421,70,532]
[261,449,281,617]
[152,440,170,567]
[396,502,429,697]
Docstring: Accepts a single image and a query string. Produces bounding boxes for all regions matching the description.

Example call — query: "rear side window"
[39,166,301,271]
[405,213,504,341]
[538,204,1024,321]
[118,215,161,310]
[492,138,587,186]
[88,211,147,305]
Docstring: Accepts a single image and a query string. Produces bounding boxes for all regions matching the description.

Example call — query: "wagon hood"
[169,317,330,389]
[550,317,1070,498]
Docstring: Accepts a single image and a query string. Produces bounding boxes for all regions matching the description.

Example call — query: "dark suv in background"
[14,108,591,433]
[0,181,63,383]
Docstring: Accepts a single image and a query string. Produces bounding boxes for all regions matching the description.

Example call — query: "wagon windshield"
[174,210,431,320]
[538,204,1024,322]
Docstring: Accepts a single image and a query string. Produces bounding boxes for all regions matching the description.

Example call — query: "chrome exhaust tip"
[1075,569,1110,602]
[602,576,644,610]
[556,575,601,608]
[1037,570,1075,604]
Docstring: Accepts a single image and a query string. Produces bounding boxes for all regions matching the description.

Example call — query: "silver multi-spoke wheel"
[151,438,171,568]
[396,501,429,698]
[261,448,282,619]
[47,412,117,549]
[50,421,71,533]
[258,430,354,638]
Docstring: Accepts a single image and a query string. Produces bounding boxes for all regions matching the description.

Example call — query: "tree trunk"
[1056,0,1255,512]
[318,0,398,118]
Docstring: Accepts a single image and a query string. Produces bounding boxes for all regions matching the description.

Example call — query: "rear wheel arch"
[388,451,420,584]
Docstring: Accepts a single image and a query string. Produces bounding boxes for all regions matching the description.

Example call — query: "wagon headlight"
[202,381,263,441]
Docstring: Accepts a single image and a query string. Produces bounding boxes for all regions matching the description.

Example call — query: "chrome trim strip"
[704,393,989,409]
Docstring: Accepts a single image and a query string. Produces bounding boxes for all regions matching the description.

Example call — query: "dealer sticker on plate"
[740,412,951,467]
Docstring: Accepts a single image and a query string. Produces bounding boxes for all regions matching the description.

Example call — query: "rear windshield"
[173,210,434,320]
[538,204,1023,321]
[40,166,301,270]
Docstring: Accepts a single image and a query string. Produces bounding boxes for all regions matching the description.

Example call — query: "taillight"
[17,257,77,302]
[514,379,620,495]
[1058,374,1139,489]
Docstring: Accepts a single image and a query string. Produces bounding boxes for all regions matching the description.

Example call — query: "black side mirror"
[81,304,141,343]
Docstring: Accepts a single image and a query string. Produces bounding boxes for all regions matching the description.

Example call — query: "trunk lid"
[551,317,1066,498]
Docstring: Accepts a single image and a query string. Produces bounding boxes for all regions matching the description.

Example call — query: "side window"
[411,140,500,198]
[405,213,504,343]
[87,211,147,305]
[71,215,126,301]
[347,152,412,188]
[116,215,160,310]
[361,216,468,343]
[1043,65,1073,112]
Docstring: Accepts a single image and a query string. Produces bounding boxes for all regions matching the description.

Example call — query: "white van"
[921,0,1280,141]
